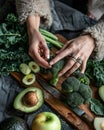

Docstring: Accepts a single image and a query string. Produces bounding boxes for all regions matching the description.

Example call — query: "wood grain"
[11,72,92,130]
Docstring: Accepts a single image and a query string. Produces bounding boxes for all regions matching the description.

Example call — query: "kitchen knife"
[36,75,94,127]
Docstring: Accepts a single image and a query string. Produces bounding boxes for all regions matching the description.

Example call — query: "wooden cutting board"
[11,72,93,130]
[10,34,99,130]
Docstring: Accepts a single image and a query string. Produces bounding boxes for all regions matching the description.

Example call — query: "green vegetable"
[99,85,104,102]
[28,61,40,73]
[43,35,63,48]
[19,63,31,75]
[90,98,104,116]
[39,28,58,40]
[0,13,30,76]
[50,59,65,86]
[85,59,104,87]
[73,71,90,85]
[79,83,92,104]
[66,92,84,107]
[61,73,92,107]
[61,77,80,93]
[22,73,36,86]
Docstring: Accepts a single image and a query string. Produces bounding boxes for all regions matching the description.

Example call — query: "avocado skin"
[0,117,28,130]
[13,87,44,113]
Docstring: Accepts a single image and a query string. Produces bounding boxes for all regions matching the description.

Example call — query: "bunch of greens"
[85,59,104,87]
[90,98,104,116]
[0,13,31,76]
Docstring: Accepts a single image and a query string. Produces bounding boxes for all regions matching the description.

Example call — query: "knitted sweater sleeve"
[16,0,52,27]
[83,15,104,60]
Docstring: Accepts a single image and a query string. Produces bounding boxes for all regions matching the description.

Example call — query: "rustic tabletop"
[0,75,75,130]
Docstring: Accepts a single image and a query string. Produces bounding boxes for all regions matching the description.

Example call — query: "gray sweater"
[16,0,104,61]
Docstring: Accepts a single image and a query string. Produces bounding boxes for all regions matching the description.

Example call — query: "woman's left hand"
[49,35,95,77]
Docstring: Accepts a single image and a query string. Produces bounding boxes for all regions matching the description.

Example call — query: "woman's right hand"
[26,15,51,68]
[28,29,50,68]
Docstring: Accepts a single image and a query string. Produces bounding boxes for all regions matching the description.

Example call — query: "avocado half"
[19,63,31,75]
[99,85,104,102]
[22,73,36,85]
[13,87,44,113]
[28,61,40,73]
[0,117,28,130]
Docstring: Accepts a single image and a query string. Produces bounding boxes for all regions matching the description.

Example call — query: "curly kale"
[0,13,31,76]
[85,59,104,87]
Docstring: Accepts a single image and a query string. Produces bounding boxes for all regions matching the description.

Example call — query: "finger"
[56,40,73,54]
[50,48,73,66]
[81,59,87,73]
[58,58,76,77]
[34,55,50,68]
[43,42,50,60]
[32,47,51,68]
[65,62,81,77]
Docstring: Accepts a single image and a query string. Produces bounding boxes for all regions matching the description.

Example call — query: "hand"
[49,35,95,77]
[28,29,50,68]
[26,15,50,68]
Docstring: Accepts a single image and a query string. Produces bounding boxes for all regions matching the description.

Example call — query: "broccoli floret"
[61,74,92,107]
[50,59,65,86]
[50,73,59,86]
[66,92,84,107]
[79,83,92,104]
[73,71,90,85]
[61,77,80,93]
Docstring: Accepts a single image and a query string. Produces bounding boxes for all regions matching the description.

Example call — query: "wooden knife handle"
[81,113,94,129]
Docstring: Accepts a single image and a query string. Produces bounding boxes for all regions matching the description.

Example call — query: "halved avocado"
[0,117,28,130]
[19,63,31,75]
[94,117,104,130]
[99,85,104,102]
[13,87,44,113]
[28,61,40,73]
[22,73,36,85]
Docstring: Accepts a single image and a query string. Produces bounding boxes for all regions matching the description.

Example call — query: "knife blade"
[36,76,94,127]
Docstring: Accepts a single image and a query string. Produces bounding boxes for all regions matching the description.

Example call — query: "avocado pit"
[22,91,38,107]
[32,64,36,69]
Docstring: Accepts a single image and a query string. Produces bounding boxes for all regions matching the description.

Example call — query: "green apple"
[32,112,61,130]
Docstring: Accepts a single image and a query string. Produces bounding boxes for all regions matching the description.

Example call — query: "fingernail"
[58,73,62,77]
[48,62,52,68]
[47,55,50,59]
[49,61,53,65]
[49,65,52,68]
